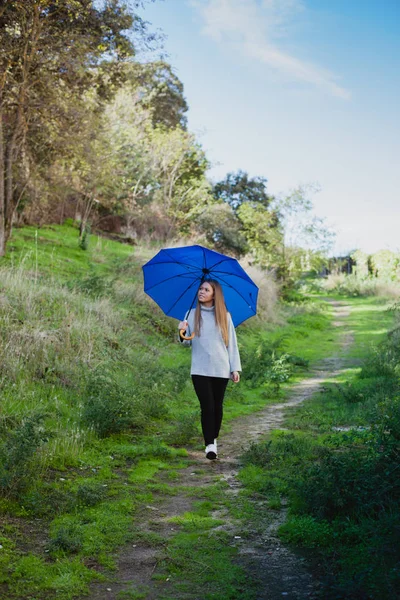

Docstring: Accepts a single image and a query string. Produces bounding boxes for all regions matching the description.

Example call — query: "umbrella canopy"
[142,245,258,327]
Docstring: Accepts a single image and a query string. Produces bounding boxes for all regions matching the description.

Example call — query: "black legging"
[191,375,229,445]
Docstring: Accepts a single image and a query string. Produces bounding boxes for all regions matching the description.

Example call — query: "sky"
[138,0,400,255]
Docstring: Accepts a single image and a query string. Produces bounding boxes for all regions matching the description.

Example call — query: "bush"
[49,523,83,554]
[293,440,400,521]
[166,411,200,446]
[21,484,76,517]
[241,440,273,467]
[0,414,49,497]
[330,377,398,404]
[241,335,291,388]
[76,481,106,507]
[81,370,145,437]
[69,268,110,297]
[279,515,334,548]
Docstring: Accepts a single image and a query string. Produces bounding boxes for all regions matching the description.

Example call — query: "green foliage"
[241,440,273,468]
[76,481,106,507]
[0,225,353,599]
[240,303,400,599]
[79,224,91,251]
[21,483,76,517]
[213,170,273,212]
[124,61,189,129]
[279,516,333,548]
[0,0,152,254]
[81,369,145,437]
[241,335,292,389]
[69,267,111,297]
[49,523,84,554]
[0,414,48,497]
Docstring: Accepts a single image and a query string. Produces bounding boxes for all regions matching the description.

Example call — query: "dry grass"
[321,273,400,298]
[239,258,280,324]
[0,267,121,380]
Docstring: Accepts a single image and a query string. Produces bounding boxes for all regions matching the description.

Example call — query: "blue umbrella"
[142,245,258,331]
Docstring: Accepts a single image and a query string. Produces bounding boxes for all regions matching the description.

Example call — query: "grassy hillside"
[0,224,390,599]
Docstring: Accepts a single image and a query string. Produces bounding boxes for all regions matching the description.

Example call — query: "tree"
[272,184,336,280]
[0,0,156,255]
[198,203,248,256]
[149,126,212,236]
[237,202,284,270]
[213,170,275,212]
[123,61,189,129]
[207,170,282,262]
[274,184,335,254]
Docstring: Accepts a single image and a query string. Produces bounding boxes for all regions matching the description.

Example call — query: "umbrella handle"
[180,329,195,340]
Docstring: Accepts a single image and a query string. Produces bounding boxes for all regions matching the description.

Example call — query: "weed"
[76,481,106,507]
[0,413,49,497]
[241,440,273,467]
[81,369,145,437]
[49,523,84,554]
[279,516,334,548]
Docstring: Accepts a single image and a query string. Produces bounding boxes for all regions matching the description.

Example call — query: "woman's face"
[198,282,214,305]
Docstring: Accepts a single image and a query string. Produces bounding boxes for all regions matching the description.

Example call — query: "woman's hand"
[178,320,188,331]
[231,371,240,383]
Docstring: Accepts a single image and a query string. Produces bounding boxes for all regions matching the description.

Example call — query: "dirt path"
[87,300,354,600]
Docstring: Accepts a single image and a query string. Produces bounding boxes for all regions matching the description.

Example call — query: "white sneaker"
[205,443,217,460]
[214,439,218,453]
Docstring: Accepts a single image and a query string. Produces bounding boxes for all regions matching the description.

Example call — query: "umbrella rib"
[144,260,200,272]
[207,257,232,271]
[166,277,200,316]
[215,273,257,313]
[144,272,198,293]
[162,248,208,272]
[210,269,256,285]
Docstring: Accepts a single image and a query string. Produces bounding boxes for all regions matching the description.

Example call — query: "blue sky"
[138,0,400,255]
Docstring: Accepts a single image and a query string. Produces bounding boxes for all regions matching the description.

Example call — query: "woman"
[178,279,241,460]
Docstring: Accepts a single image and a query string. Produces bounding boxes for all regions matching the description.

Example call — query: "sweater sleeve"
[227,314,241,372]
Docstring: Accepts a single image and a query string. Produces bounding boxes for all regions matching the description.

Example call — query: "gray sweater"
[180,306,241,378]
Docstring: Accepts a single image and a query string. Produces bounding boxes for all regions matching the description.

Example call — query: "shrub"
[279,515,334,548]
[0,414,49,497]
[320,273,400,298]
[70,268,110,297]
[330,377,398,404]
[76,481,106,507]
[49,523,83,554]
[81,370,145,437]
[292,444,399,520]
[166,411,200,446]
[241,440,273,467]
[21,484,76,517]
[241,335,291,388]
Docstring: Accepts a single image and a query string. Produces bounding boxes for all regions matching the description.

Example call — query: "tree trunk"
[0,106,5,257]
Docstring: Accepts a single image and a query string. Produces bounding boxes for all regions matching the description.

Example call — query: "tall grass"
[317,272,400,298]
[239,258,280,324]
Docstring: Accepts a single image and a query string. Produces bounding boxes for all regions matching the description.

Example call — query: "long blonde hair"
[194,280,229,346]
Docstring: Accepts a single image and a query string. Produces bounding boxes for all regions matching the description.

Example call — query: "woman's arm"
[227,314,241,374]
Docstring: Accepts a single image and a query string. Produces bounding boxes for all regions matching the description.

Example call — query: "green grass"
[3,223,134,279]
[1,223,391,599]
[238,296,399,599]
[343,296,394,356]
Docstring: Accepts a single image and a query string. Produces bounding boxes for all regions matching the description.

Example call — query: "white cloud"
[191,0,350,99]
